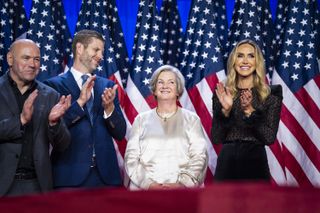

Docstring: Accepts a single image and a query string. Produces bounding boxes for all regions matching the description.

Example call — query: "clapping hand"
[215,82,233,117]
[20,89,39,125]
[240,89,254,116]
[48,95,72,126]
[77,75,96,108]
[101,84,118,115]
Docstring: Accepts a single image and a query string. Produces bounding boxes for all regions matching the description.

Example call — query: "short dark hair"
[72,30,104,59]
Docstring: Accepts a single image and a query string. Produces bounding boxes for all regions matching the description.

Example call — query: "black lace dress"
[211,85,283,181]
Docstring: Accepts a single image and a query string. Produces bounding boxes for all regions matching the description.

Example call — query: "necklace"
[156,107,178,122]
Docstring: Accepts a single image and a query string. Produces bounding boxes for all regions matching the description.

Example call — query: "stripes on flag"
[106,0,130,88]
[273,0,320,187]
[179,0,227,179]
[125,0,162,124]
[226,0,287,185]
[3,0,319,187]
[74,0,131,176]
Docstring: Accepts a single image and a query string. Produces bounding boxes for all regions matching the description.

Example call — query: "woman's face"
[154,71,178,101]
[234,43,256,78]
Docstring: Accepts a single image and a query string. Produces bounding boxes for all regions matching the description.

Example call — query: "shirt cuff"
[140,178,154,190]
[103,108,114,119]
[178,173,198,187]
[48,120,61,133]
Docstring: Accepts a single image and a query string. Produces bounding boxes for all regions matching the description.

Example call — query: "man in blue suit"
[45,30,126,188]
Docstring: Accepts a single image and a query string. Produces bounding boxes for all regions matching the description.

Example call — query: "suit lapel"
[62,71,81,99]
[64,70,98,124]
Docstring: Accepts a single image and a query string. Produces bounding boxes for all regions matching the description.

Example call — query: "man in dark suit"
[45,30,126,188]
[0,39,71,196]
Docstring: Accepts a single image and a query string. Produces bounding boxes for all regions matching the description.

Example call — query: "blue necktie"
[81,75,96,167]
[81,75,94,124]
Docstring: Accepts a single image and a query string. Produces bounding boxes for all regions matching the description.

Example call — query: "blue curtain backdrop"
[22,0,320,58]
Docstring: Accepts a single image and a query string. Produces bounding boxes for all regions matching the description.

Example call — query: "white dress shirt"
[70,67,113,118]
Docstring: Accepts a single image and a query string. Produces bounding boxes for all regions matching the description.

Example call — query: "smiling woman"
[124,65,208,190]
[211,39,283,182]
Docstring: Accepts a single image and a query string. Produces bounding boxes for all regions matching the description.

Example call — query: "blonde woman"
[212,40,282,181]
[125,65,208,190]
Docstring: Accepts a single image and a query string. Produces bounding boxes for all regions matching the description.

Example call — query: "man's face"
[7,41,40,84]
[78,38,104,73]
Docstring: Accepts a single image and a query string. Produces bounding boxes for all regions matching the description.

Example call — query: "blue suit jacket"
[44,71,126,187]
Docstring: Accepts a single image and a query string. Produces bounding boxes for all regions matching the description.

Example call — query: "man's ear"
[76,43,84,55]
[7,52,13,67]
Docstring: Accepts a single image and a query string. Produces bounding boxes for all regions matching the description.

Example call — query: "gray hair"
[149,65,185,99]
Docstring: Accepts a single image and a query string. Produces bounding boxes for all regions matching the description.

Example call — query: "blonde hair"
[226,39,270,101]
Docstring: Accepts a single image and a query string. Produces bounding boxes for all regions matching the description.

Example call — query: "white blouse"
[125,107,208,190]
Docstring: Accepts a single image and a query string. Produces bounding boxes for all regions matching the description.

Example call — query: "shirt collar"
[70,67,93,89]
[70,67,85,84]
[7,71,38,92]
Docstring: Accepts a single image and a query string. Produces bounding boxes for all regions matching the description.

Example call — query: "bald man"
[0,39,71,196]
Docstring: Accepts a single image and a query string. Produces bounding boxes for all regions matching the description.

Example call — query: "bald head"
[9,39,39,54]
[7,39,41,87]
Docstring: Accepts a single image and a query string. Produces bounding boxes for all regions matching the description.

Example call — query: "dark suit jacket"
[44,71,126,187]
[0,73,70,196]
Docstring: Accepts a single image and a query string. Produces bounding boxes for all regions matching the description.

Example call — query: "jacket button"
[15,154,19,159]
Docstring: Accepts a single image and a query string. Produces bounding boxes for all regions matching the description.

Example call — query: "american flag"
[226,0,277,77]
[106,0,130,88]
[74,0,127,113]
[273,0,320,186]
[159,0,183,68]
[8,0,29,40]
[26,0,70,81]
[104,0,130,117]
[310,0,320,64]
[0,0,13,76]
[274,0,289,51]
[74,0,129,163]
[52,0,72,67]
[212,0,228,52]
[224,0,287,185]
[124,0,162,123]
[75,0,118,79]
[179,0,226,179]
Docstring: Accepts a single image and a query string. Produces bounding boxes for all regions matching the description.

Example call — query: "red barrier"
[1,183,319,213]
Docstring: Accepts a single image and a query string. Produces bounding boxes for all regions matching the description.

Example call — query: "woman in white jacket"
[125,65,208,190]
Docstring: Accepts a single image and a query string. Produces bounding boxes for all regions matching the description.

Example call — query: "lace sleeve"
[211,94,233,144]
[243,85,283,145]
